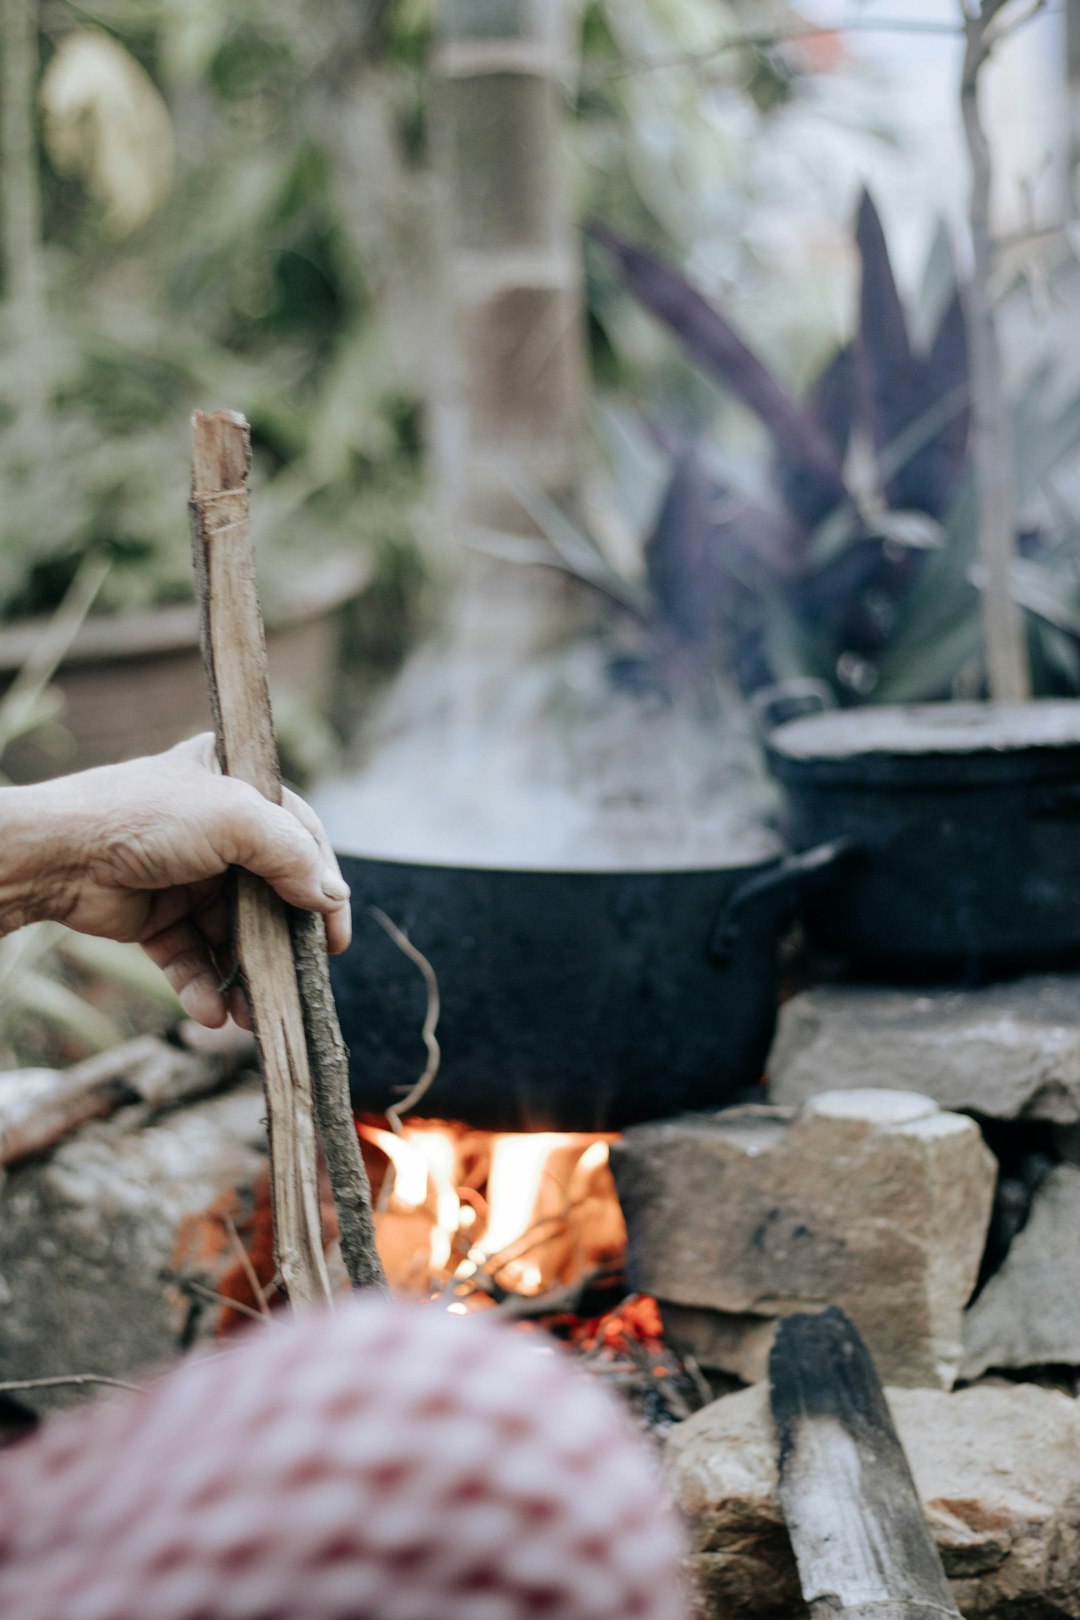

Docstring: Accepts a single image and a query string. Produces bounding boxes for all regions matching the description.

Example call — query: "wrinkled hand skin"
[0,733,351,1029]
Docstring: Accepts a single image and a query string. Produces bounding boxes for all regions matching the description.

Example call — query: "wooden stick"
[769,1308,961,1620]
[290,910,387,1292]
[0,1034,245,1169]
[190,409,332,1312]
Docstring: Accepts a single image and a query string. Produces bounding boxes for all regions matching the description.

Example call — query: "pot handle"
[751,678,836,739]
[710,837,856,963]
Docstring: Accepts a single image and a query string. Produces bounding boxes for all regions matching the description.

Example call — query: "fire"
[357,1122,626,1305]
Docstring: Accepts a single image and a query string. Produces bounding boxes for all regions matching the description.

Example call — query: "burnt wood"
[769,1307,961,1620]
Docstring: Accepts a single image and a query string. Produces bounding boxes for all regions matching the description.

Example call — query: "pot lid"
[770,701,1080,763]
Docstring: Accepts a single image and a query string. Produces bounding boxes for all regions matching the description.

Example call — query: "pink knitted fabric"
[0,1298,687,1620]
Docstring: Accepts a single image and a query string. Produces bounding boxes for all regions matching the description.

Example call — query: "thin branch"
[983,0,1048,54]
[187,1280,270,1325]
[290,909,388,1293]
[960,1,1032,699]
[0,1373,142,1395]
[591,5,1061,83]
[369,907,442,1133]
[594,17,964,82]
[221,1212,271,1319]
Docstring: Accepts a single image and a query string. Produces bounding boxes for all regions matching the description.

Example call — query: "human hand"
[0,733,350,1028]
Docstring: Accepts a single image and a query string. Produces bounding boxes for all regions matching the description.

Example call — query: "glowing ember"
[357,1122,626,1304]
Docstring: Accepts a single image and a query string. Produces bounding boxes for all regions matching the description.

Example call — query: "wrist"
[0,782,82,933]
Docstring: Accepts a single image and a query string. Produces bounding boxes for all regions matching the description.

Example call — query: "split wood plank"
[190,409,332,1311]
[769,1307,962,1620]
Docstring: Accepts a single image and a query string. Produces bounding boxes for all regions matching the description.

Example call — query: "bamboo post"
[429,0,591,663]
[432,0,586,532]
[189,410,332,1311]
[960,1,1032,702]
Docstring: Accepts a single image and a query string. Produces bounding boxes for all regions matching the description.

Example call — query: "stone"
[610,1091,996,1389]
[0,1082,269,1408]
[665,1379,1080,1620]
[769,976,1080,1123]
[964,1163,1080,1378]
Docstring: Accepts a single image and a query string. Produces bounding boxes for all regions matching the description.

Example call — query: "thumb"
[209,781,351,919]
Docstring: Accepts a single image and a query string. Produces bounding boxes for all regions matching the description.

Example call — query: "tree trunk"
[960,5,1031,703]
[430,0,590,662]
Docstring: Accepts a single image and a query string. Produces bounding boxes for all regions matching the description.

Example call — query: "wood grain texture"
[290,909,387,1292]
[769,1308,961,1620]
[190,409,332,1311]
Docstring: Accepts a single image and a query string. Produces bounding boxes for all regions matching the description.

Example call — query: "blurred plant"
[0,0,428,630]
[0,561,183,1068]
[523,191,1080,705]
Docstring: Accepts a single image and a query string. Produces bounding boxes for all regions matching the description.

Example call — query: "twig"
[593,17,965,82]
[186,1280,269,1325]
[0,1374,142,1395]
[190,410,332,1311]
[289,909,388,1293]
[0,554,110,765]
[221,1212,271,1319]
[369,907,442,1132]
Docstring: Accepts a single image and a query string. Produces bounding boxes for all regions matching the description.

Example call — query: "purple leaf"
[590,222,848,526]
[781,344,856,526]
[922,288,971,509]
[855,190,970,520]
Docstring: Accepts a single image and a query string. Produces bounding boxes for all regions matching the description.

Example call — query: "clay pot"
[0,554,372,782]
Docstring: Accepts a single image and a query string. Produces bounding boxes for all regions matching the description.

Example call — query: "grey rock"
[0,1083,268,1407]
[667,1379,1080,1620]
[964,1163,1080,1378]
[769,977,1080,1123]
[658,1302,779,1386]
[611,1090,996,1389]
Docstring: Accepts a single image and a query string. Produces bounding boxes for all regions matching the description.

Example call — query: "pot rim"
[769,700,1080,789]
[334,832,785,879]
[0,552,372,673]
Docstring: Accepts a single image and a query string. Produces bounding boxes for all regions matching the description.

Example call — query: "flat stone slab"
[964,1163,1080,1378]
[769,976,1080,1123]
[666,1379,1080,1620]
[611,1090,996,1389]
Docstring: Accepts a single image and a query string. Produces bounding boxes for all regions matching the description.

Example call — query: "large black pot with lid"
[766,700,1080,975]
[329,822,799,1133]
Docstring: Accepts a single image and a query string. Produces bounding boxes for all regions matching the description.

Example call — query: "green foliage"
[1,1,427,627]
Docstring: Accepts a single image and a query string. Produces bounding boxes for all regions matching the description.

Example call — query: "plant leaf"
[502,479,652,618]
[589,221,848,526]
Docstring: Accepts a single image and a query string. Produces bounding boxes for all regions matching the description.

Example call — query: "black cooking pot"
[767,700,1080,974]
[329,831,808,1131]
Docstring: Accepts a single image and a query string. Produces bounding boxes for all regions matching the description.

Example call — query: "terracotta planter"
[0,554,372,783]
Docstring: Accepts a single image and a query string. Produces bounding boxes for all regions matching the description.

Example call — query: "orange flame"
[357,1122,625,1303]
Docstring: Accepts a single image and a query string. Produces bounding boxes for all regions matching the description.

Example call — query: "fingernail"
[322,871,350,902]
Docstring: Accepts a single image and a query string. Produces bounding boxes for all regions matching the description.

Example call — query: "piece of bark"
[769,1308,961,1620]
[290,909,387,1292]
[0,1034,242,1167]
[190,408,331,1312]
